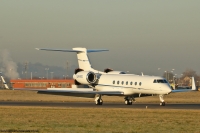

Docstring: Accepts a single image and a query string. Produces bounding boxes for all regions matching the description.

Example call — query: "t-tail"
[0,72,9,89]
[35,47,108,73]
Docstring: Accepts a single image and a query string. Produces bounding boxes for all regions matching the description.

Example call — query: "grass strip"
[0,106,200,133]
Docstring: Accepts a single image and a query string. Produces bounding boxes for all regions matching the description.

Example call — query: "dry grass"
[0,90,200,132]
[0,107,199,133]
[0,90,200,103]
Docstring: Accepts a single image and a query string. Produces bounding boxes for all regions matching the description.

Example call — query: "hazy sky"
[0,0,200,76]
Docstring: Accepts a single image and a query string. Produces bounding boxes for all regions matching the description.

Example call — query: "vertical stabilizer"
[72,48,92,71]
[191,77,196,91]
[0,72,9,89]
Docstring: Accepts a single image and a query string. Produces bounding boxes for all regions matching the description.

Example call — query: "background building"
[10,79,74,89]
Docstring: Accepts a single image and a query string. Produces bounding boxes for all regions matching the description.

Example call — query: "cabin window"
[154,79,168,83]
[157,79,166,83]
[117,81,119,84]
[113,80,115,84]
[139,82,142,86]
[130,82,133,85]
[135,82,137,85]
[126,81,128,85]
[121,81,124,85]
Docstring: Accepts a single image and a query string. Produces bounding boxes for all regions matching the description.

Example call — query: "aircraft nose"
[166,86,172,94]
[162,84,172,94]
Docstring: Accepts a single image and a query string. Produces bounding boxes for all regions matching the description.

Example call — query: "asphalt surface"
[0,101,200,109]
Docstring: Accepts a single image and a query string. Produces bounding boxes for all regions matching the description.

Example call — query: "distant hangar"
[10,79,74,89]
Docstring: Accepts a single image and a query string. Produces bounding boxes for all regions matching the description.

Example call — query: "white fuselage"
[95,74,172,95]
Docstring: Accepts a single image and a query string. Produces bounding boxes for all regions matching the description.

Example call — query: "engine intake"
[73,71,97,85]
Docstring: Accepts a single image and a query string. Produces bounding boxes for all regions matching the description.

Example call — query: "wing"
[171,89,196,93]
[14,88,124,95]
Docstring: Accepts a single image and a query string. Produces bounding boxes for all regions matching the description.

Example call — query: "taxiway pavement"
[0,101,200,109]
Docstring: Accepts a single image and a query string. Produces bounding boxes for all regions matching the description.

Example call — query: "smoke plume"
[0,49,19,79]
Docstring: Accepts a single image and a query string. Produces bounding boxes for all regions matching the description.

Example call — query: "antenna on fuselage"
[141,72,144,76]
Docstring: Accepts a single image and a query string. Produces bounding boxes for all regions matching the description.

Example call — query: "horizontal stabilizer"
[36,47,108,71]
[35,48,81,52]
[35,48,108,53]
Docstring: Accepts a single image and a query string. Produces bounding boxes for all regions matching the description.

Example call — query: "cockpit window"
[153,79,168,83]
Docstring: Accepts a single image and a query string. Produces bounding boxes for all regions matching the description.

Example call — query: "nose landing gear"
[159,95,165,106]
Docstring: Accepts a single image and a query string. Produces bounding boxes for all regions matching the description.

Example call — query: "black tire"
[162,102,165,106]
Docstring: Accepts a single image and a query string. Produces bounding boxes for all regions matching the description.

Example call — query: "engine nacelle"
[73,71,97,85]
[104,68,126,74]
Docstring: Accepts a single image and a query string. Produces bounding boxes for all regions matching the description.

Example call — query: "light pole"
[165,71,168,81]
[45,68,49,79]
[50,72,54,79]
[197,81,199,87]
[173,76,176,89]
[66,61,69,79]
[34,72,37,79]
[158,68,161,76]
[31,72,32,80]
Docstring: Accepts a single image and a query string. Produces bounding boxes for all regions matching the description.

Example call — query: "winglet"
[191,77,197,91]
[0,73,9,89]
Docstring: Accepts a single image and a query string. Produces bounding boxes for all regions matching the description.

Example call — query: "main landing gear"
[95,94,103,105]
[159,95,165,106]
[124,96,135,105]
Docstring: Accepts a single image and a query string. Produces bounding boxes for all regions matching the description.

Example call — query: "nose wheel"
[159,95,166,106]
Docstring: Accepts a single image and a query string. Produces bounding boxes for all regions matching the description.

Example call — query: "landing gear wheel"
[125,100,132,105]
[95,99,103,105]
[160,102,165,106]
[125,100,128,105]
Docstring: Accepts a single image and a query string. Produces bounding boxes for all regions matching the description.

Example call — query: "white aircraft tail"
[191,77,196,91]
[0,72,9,89]
[36,47,108,72]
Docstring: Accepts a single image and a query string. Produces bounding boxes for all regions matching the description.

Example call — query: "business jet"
[17,47,196,106]
[0,72,9,89]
